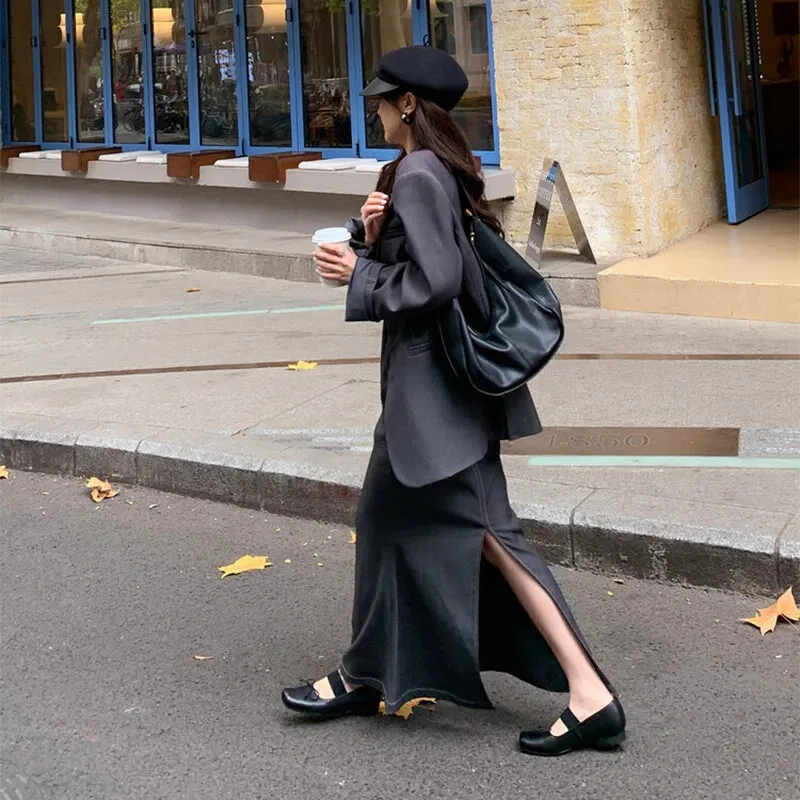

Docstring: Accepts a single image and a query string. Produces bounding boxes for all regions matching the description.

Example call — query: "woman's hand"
[314,243,358,285]
[361,192,389,245]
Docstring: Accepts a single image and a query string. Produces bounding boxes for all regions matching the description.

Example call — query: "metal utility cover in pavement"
[502,427,740,457]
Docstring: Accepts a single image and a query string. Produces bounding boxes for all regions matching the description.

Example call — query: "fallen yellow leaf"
[218,554,271,578]
[741,587,798,634]
[287,360,318,371]
[741,610,779,636]
[91,487,120,503]
[350,530,357,544]
[0,465,9,479]
[379,697,437,720]
[193,655,214,661]
[774,587,800,622]
[85,477,119,503]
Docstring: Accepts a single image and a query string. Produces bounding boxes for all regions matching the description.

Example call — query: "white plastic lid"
[311,227,352,245]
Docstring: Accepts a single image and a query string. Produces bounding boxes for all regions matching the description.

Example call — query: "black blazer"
[345,149,541,488]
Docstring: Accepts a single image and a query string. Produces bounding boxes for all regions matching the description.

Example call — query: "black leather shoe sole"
[281,685,381,719]
[519,729,626,757]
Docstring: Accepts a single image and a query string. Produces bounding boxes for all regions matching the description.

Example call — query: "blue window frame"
[2,0,500,164]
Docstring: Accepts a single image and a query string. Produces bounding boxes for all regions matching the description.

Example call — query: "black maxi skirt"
[341,433,610,715]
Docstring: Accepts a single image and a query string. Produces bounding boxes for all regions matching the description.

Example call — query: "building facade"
[1,0,797,261]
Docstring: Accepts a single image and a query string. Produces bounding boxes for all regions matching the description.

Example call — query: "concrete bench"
[98,150,155,162]
[1,146,42,168]
[248,151,323,184]
[61,147,123,173]
[213,156,250,168]
[166,149,236,180]
[136,152,167,165]
[297,157,374,172]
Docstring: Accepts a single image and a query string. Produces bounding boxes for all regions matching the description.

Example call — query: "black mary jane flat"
[519,697,626,757]
[281,669,381,719]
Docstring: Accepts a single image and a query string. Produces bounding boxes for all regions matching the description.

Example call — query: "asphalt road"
[1,472,797,800]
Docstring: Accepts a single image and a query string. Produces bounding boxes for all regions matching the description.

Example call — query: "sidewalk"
[0,202,607,306]
[1,243,798,596]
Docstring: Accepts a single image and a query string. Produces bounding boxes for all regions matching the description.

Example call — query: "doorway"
[757,0,800,208]
[704,0,799,222]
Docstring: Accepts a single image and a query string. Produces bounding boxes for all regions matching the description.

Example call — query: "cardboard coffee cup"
[312,227,351,287]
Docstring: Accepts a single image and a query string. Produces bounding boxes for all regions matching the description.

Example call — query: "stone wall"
[491,0,725,257]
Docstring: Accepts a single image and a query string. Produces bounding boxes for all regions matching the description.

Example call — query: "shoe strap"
[327,669,347,697]
[560,707,580,731]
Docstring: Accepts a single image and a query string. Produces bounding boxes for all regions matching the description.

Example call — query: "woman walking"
[281,46,626,757]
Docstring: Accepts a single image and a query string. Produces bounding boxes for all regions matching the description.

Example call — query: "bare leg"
[482,535,613,735]
[313,671,360,700]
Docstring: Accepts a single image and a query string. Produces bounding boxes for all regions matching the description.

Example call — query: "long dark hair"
[374,95,504,236]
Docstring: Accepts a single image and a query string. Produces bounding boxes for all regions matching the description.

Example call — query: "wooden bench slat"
[61,147,123,173]
[248,151,323,184]
[1,145,42,168]
[166,149,236,180]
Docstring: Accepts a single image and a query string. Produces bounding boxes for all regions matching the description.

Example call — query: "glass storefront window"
[74,0,106,143]
[360,0,412,148]
[299,0,351,148]
[431,0,494,151]
[39,0,69,141]
[110,0,145,143]
[245,0,292,147]
[9,0,36,141]
[3,0,498,158]
[151,0,190,145]
[196,0,239,146]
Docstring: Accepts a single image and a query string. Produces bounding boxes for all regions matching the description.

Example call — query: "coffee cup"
[312,227,351,287]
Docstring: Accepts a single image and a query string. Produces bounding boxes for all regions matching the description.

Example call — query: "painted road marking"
[524,456,800,469]
[90,304,346,325]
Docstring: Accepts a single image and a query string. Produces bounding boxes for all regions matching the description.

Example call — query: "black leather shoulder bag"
[437,182,565,397]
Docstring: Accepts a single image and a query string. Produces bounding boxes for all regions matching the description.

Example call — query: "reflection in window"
[431,0,494,151]
[9,0,36,141]
[246,0,292,147]
[151,1,190,145]
[360,0,412,149]
[299,0,351,148]
[196,0,239,146]
[726,0,764,186]
[432,1,455,54]
[39,0,69,141]
[110,0,145,143]
[468,5,487,54]
[74,0,106,143]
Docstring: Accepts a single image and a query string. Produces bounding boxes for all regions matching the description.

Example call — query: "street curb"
[0,225,318,284]
[0,225,603,307]
[1,418,796,597]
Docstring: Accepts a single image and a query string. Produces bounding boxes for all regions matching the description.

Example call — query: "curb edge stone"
[0,431,793,597]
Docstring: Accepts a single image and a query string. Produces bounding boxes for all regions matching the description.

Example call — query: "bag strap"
[449,172,490,326]
[452,174,478,243]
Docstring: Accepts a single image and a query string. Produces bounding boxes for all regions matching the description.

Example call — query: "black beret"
[360,45,468,111]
